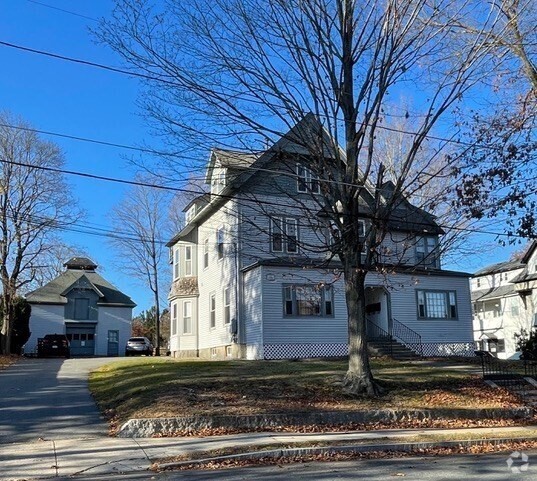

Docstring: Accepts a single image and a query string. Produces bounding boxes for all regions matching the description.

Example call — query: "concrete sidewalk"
[3,425,537,480]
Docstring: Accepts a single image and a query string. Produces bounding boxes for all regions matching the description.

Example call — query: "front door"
[107,330,119,357]
[365,287,391,336]
[66,323,96,357]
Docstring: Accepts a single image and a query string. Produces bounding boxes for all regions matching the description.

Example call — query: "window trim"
[296,163,320,194]
[171,302,177,336]
[415,236,439,268]
[216,227,224,260]
[209,292,216,329]
[271,216,299,254]
[173,248,180,280]
[184,245,193,277]
[182,300,192,334]
[203,238,209,269]
[416,289,458,320]
[282,284,334,318]
[224,287,231,324]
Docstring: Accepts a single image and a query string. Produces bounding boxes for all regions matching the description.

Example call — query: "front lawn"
[89,358,521,429]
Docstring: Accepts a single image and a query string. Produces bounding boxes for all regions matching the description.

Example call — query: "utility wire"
[0,156,532,244]
[0,39,518,154]
[25,0,98,22]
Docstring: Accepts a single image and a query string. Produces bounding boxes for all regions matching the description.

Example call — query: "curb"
[117,407,533,438]
[156,436,537,470]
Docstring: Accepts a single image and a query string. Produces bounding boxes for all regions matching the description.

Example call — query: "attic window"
[185,206,196,224]
[211,168,226,195]
[296,164,320,194]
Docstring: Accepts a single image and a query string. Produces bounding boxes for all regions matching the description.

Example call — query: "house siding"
[95,306,132,356]
[375,272,473,345]
[243,267,263,359]
[170,199,238,359]
[24,305,66,355]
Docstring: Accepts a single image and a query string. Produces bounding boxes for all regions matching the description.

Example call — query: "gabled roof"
[168,114,442,245]
[471,284,517,302]
[204,149,260,184]
[26,264,136,307]
[473,259,524,277]
[473,241,537,278]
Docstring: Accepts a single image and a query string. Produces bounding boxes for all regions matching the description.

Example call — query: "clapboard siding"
[243,267,263,359]
[25,305,66,354]
[368,272,473,343]
[261,267,348,344]
[96,307,132,356]
[196,200,237,351]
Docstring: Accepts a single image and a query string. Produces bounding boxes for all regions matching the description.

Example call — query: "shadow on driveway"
[0,357,116,443]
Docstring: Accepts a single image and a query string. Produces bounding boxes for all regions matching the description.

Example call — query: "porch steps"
[368,339,421,361]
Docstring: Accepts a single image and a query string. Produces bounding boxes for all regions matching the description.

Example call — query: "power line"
[0,122,168,156]
[25,0,98,22]
[0,155,533,245]
[0,39,514,154]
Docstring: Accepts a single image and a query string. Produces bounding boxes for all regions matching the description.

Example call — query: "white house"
[472,242,537,359]
[167,117,474,360]
[25,257,136,357]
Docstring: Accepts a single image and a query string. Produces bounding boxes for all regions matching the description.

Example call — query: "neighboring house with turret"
[472,242,537,359]
[25,257,136,357]
[167,117,474,360]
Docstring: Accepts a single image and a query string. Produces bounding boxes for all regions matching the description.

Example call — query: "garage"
[66,323,96,357]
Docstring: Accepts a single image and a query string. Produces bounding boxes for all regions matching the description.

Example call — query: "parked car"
[125,337,153,356]
[37,334,70,358]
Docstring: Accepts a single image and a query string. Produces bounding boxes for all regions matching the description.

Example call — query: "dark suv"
[37,334,70,358]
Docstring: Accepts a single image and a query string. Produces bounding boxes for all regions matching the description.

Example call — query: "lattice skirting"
[263,343,348,360]
[263,342,475,359]
[420,342,475,357]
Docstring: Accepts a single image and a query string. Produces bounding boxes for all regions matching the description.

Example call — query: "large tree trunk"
[0,293,13,355]
[342,266,383,397]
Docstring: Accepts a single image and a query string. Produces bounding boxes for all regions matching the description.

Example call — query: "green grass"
[89,357,520,427]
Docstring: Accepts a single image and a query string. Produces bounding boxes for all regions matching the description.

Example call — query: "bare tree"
[440,0,537,237]
[109,181,173,355]
[0,112,81,354]
[98,0,497,395]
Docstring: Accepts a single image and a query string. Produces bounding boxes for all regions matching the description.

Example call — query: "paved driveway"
[0,357,115,443]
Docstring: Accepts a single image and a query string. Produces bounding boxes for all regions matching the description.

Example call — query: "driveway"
[0,357,115,443]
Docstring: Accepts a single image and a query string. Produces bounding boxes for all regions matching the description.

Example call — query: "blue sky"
[0,0,159,313]
[0,0,522,314]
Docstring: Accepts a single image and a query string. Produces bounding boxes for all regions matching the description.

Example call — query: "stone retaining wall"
[117,407,533,438]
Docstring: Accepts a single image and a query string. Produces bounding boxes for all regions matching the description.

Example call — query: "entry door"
[107,330,119,357]
[66,324,96,357]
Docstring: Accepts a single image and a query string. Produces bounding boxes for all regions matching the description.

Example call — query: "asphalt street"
[50,451,537,481]
[0,357,111,442]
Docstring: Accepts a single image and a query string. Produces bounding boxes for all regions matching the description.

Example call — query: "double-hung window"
[203,238,209,269]
[171,303,177,336]
[173,248,180,279]
[283,284,334,317]
[209,293,216,328]
[223,287,231,324]
[216,227,224,260]
[184,245,192,276]
[417,290,457,320]
[271,217,298,253]
[183,301,192,334]
[296,164,320,193]
[416,236,439,267]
